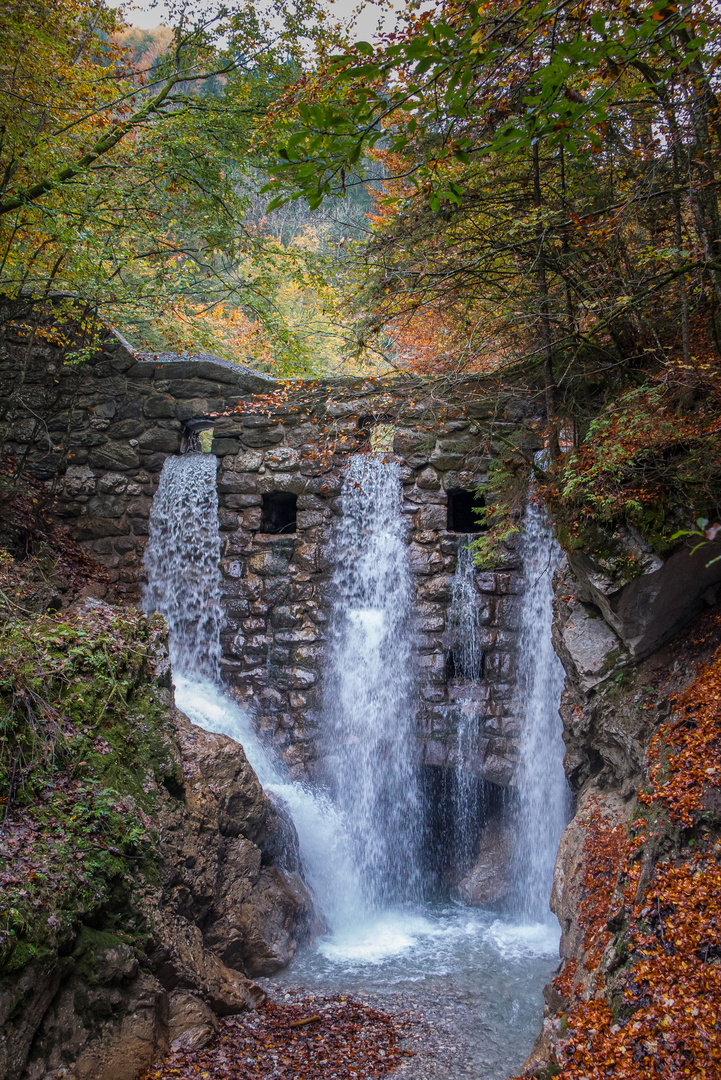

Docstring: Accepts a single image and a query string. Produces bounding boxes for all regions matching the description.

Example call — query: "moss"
[0,606,174,974]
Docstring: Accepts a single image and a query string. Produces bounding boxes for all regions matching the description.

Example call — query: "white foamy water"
[174,674,361,933]
[145,451,565,1079]
[323,454,421,911]
[142,453,223,679]
[512,496,570,921]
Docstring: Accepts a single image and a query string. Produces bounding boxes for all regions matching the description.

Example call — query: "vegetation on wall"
[0,601,175,973]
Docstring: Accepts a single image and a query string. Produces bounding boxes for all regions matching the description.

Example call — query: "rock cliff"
[518,553,721,1079]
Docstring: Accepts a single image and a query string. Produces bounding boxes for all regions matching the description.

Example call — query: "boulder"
[569,535,721,658]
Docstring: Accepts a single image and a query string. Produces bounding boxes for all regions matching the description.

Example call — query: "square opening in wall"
[447,489,485,533]
[260,491,297,534]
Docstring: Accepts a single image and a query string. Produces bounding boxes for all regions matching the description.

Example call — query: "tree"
[264,0,721,547]
[0,0,339,354]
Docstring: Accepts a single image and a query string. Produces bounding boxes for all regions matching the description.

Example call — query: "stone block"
[304,476,342,497]
[175,398,220,421]
[235,450,264,471]
[243,508,262,530]
[294,644,322,663]
[241,426,284,448]
[127,495,152,517]
[87,495,125,518]
[63,466,97,497]
[416,466,440,491]
[270,605,305,629]
[277,667,316,689]
[91,538,114,554]
[113,536,137,554]
[429,449,465,471]
[248,550,288,575]
[138,451,167,473]
[417,504,447,531]
[213,418,245,437]
[257,473,306,495]
[87,442,140,472]
[166,378,228,398]
[296,494,325,510]
[274,627,319,644]
[143,394,176,418]
[212,438,240,457]
[72,517,128,540]
[218,472,258,495]
[221,559,244,579]
[418,575,454,602]
[97,472,128,494]
[292,545,318,571]
[265,447,301,470]
[217,509,239,531]
[138,428,181,454]
[296,510,328,530]
[402,448,432,469]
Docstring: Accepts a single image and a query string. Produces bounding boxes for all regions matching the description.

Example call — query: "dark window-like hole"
[445,647,484,682]
[260,492,297,534]
[357,414,394,444]
[182,420,214,454]
[447,489,485,533]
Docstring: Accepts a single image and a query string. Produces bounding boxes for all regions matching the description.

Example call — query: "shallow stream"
[265,906,559,1079]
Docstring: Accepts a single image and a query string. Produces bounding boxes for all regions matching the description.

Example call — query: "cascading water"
[448,540,486,864]
[143,453,223,679]
[512,496,570,921]
[323,454,420,911]
[143,451,356,931]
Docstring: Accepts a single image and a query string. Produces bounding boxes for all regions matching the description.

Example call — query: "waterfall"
[451,535,483,820]
[142,453,223,679]
[323,454,420,911]
[143,452,357,932]
[513,497,569,922]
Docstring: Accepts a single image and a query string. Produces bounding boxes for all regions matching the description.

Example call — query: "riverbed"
[264,904,560,1079]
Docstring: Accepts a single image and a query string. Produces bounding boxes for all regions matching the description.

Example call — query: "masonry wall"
[1,310,542,789]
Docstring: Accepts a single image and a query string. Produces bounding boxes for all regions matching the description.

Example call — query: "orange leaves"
[641,628,721,828]
[528,612,721,1080]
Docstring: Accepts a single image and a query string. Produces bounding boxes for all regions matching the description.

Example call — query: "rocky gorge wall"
[0,603,314,1080]
[518,541,721,1078]
[0,304,543,791]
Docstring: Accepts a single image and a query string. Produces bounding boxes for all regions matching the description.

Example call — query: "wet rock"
[0,956,68,1080]
[554,599,627,691]
[453,821,513,905]
[206,866,315,977]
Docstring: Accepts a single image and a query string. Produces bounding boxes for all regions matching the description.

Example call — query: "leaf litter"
[141,992,414,1080]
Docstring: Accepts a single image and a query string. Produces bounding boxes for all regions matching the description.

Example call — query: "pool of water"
[266,903,560,1080]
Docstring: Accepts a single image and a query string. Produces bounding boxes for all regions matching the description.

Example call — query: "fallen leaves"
[531,608,721,1079]
[140,995,410,1080]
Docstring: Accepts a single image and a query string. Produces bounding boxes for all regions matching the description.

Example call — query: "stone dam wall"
[0,311,544,789]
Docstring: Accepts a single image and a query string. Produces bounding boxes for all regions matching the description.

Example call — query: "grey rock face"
[452,821,513,905]
[569,537,721,658]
